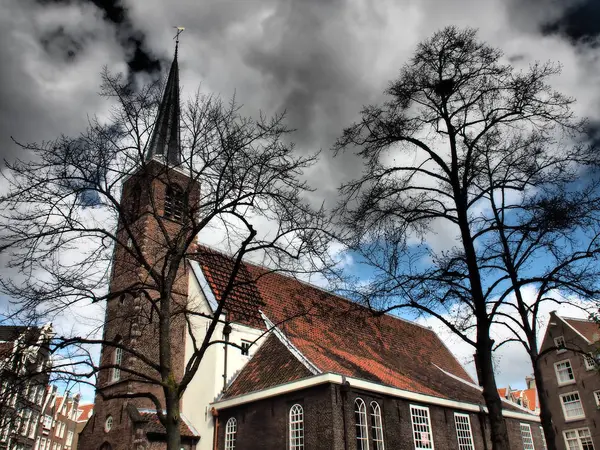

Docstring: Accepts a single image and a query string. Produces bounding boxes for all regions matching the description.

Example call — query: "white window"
[355,398,369,450]
[555,360,576,385]
[594,391,600,407]
[520,423,535,450]
[55,421,62,436]
[564,428,595,450]
[29,412,39,438]
[289,404,304,450]
[560,392,585,420]
[43,415,52,429]
[225,417,236,450]
[111,346,123,382]
[455,413,475,450]
[555,336,566,353]
[370,401,385,450]
[40,439,46,450]
[540,427,547,450]
[104,416,113,433]
[36,385,45,405]
[34,437,40,450]
[584,355,597,371]
[410,405,434,450]
[66,431,73,446]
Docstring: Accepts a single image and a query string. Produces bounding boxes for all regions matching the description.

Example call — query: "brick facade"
[215,383,543,450]
[538,312,600,450]
[34,389,79,450]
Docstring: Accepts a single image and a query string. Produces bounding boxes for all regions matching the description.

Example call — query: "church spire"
[146,34,182,165]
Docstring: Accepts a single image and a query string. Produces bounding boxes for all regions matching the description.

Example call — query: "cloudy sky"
[2,0,600,396]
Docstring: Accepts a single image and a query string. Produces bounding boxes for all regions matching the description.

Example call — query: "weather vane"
[174,26,185,44]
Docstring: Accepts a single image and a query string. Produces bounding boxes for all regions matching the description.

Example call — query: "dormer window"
[554,336,566,353]
[164,185,185,221]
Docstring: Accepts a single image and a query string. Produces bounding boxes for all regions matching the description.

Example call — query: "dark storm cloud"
[542,0,600,42]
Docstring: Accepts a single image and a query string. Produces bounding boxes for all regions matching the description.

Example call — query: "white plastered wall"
[181,265,266,450]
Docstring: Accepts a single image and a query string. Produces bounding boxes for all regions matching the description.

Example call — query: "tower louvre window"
[164,185,185,221]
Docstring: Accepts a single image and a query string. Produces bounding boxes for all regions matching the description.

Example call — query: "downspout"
[211,407,219,450]
[222,323,232,393]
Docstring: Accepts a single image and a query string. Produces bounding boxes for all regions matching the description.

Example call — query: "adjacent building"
[539,312,600,450]
[71,403,93,450]
[34,387,80,450]
[0,324,53,450]
[498,377,540,414]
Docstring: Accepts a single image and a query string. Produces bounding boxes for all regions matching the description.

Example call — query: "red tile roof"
[563,317,600,343]
[498,388,507,398]
[138,411,199,438]
[196,250,513,407]
[226,334,313,398]
[77,403,94,422]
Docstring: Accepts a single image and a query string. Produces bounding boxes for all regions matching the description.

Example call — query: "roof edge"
[555,313,592,345]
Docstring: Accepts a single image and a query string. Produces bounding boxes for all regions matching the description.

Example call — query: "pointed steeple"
[146,41,181,165]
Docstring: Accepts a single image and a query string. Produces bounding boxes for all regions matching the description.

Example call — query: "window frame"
[554,360,576,385]
[111,344,123,383]
[564,428,595,450]
[289,404,304,450]
[240,340,251,357]
[555,336,567,353]
[225,417,236,450]
[164,185,185,222]
[410,404,434,450]
[104,416,113,433]
[355,398,369,450]
[454,412,475,450]
[594,391,600,408]
[540,426,547,450]
[370,401,385,450]
[584,355,597,371]
[560,391,586,421]
[520,423,535,450]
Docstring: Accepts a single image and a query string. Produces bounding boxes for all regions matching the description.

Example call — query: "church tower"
[79,40,200,450]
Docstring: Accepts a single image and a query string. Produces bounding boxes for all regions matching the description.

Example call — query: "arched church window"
[370,401,385,450]
[99,443,112,450]
[164,185,185,221]
[111,338,123,382]
[355,398,369,450]
[289,404,304,449]
[225,417,237,450]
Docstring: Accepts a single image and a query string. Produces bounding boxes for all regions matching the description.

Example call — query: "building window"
[29,412,39,438]
[66,431,73,446]
[43,415,52,429]
[241,340,251,356]
[111,343,123,382]
[225,417,236,450]
[560,392,585,420]
[584,355,597,371]
[555,336,566,353]
[594,391,600,407]
[355,398,369,450]
[34,437,40,450]
[564,428,595,450]
[370,401,385,450]
[455,413,475,450]
[410,405,434,450]
[104,416,113,433]
[540,427,547,450]
[164,185,185,221]
[555,360,576,385]
[289,404,304,450]
[520,423,535,450]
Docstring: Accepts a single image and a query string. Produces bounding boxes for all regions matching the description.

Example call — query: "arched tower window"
[370,401,385,450]
[289,404,304,449]
[111,338,123,382]
[355,398,369,450]
[164,185,185,221]
[126,182,142,222]
[225,417,237,450]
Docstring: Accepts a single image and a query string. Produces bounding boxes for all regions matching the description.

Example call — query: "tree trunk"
[477,334,511,450]
[165,389,182,450]
[532,351,557,450]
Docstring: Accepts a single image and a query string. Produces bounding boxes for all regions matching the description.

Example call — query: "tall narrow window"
[560,392,585,420]
[520,423,535,450]
[555,360,575,385]
[540,427,547,450]
[225,417,236,450]
[454,413,475,450]
[164,185,185,221]
[289,404,304,450]
[111,343,123,382]
[355,398,369,450]
[410,405,434,450]
[370,401,385,450]
[555,336,566,353]
[564,428,595,450]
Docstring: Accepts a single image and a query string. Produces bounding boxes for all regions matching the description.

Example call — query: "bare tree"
[333,26,600,450]
[0,60,333,450]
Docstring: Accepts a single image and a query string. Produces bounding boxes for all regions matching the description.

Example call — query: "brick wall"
[216,382,543,450]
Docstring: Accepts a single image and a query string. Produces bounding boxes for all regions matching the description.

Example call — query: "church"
[78,44,543,450]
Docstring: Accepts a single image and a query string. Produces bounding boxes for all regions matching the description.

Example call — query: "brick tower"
[79,41,200,450]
